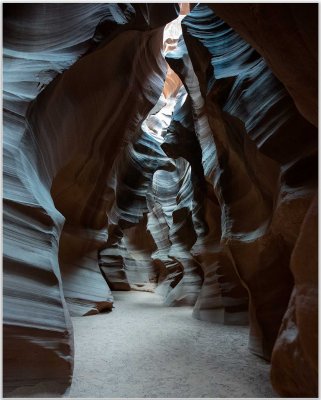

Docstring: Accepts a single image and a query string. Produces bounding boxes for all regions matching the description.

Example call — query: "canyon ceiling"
[3,3,318,398]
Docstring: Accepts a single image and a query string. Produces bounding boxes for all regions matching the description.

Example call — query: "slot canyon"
[3,2,318,398]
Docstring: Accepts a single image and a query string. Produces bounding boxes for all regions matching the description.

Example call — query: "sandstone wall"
[3,4,317,398]
[3,4,178,396]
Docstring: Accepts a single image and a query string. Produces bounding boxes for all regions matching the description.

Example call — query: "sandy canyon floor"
[67,291,277,398]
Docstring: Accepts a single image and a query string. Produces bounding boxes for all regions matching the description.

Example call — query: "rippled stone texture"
[208,4,318,396]
[3,3,178,396]
[182,4,317,395]
[98,6,205,306]
[165,34,249,324]
[98,128,174,292]
[211,3,318,127]
[3,3,317,398]
[99,87,203,305]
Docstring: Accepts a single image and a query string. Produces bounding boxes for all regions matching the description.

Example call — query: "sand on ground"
[67,291,277,398]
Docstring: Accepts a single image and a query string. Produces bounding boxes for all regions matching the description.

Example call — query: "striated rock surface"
[165,34,249,324]
[58,223,113,316]
[211,3,318,127]
[98,123,175,292]
[3,3,317,398]
[99,85,204,305]
[3,4,112,395]
[180,3,318,395]
[3,3,178,396]
[99,8,205,306]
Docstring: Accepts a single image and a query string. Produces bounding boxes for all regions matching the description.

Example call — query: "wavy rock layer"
[205,6,318,395]
[181,4,317,396]
[3,4,111,395]
[3,3,317,399]
[3,4,178,396]
[165,35,249,324]
[98,8,205,306]
[211,3,318,127]
[99,88,204,305]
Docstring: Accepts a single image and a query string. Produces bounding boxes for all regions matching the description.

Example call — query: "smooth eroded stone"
[3,3,178,396]
[271,195,318,397]
[166,33,249,324]
[182,3,317,364]
[211,3,318,126]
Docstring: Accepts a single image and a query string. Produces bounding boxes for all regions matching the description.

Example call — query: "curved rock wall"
[165,34,249,324]
[181,4,317,395]
[3,3,317,398]
[211,3,318,127]
[203,10,318,394]
[3,3,178,396]
[99,88,204,305]
[270,195,318,397]
[3,4,112,395]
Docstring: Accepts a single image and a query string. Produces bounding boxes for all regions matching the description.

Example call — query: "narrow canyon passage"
[68,291,276,398]
[3,3,317,398]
